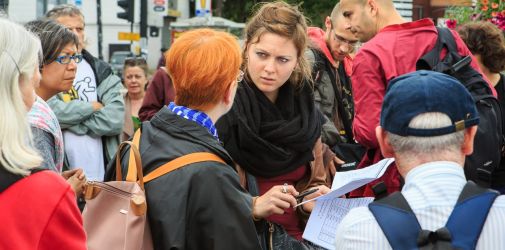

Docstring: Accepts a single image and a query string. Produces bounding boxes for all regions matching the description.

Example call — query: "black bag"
[369,181,498,249]
[416,27,504,188]
[310,48,365,169]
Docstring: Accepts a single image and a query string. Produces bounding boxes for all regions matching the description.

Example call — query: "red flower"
[445,19,457,29]
[491,3,499,9]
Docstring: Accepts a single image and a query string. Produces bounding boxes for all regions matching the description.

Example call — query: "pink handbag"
[82,139,153,250]
[82,129,224,250]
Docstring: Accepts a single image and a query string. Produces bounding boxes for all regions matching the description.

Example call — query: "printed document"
[296,158,394,207]
[302,197,374,249]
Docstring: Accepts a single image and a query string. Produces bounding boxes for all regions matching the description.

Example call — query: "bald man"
[337,0,490,198]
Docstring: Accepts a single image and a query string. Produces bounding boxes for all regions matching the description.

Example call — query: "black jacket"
[105,107,261,250]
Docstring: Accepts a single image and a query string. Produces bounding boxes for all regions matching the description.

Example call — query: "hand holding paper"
[296,158,394,207]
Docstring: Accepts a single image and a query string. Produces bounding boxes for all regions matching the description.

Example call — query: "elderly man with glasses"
[306,3,363,174]
[44,4,125,189]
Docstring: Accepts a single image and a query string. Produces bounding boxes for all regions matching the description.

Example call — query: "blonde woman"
[0,19,86,249]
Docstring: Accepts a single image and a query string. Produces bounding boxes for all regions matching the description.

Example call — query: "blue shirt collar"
[167,102,219,141]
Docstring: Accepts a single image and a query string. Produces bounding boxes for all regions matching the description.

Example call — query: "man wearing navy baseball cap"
[334,70,505,249]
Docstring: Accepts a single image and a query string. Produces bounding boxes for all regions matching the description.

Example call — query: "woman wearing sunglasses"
[25,19,86,194]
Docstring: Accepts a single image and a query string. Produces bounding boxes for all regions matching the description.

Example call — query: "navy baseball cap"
[380,70,479,137]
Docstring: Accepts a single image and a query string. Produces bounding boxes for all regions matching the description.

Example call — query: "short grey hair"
[387,112,465,157]
[45,4,85,24]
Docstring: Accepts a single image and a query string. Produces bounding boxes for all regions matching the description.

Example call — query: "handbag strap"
[115,140,145,190]
[144,152,225,183]
[126,129,142,182]
[124,129,226,184]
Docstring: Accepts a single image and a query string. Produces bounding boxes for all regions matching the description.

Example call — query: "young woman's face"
[246,32,298,102]
[40,43,78,95]
[123,66,148,95]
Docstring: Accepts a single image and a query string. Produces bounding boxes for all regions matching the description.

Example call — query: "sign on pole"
[118,32,141,41]
[195,0,211,17]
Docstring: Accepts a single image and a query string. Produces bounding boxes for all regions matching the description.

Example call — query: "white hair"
[387,112,465,159]
[0,18,43,175]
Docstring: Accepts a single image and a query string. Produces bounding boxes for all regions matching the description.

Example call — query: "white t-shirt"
[63,58,105,181]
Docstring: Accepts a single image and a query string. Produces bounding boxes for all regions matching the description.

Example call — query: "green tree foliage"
[213,0,338,28]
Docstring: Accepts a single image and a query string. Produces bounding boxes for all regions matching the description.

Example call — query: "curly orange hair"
[166,28,241,110]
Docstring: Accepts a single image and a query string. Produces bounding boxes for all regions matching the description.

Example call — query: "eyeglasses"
[237,70,244,83]
[124,57,147,66]
[332,30,359,50]
[55,54,83,64]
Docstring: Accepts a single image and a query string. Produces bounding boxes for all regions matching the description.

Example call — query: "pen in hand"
[295,188,319,202]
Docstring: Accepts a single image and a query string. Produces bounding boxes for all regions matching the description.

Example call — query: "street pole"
[140,0,147,57]
[96,0,103,60]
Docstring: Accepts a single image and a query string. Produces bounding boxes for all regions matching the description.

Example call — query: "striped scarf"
[27,97,64,172]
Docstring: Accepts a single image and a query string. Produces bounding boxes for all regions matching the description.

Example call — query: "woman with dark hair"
[458,21,505,193]
[216,2,330,248]
[25,19,86,193]
[121,56,148,141]
[0,18,86,250]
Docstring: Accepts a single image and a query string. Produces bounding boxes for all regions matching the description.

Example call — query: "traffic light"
[117,0,134,22]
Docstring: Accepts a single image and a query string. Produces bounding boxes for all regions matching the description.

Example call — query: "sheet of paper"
[295,158,393,207]
[302,197,374,250]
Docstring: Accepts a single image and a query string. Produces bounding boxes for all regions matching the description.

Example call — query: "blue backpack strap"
[446,181,498,249]
[369,192,421,250]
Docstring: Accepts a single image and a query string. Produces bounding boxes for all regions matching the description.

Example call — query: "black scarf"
[216,79,323,178]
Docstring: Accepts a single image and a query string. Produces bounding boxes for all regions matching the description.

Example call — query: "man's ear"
[368,0,378,17]
[325,16,332,32]
[461,126,478,156]
[376,126,395,158]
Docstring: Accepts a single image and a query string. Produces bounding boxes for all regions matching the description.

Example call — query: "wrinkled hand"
[253,185,299,220]
[91,101,103,111]
[61,168,85,180]
[301,185,331,213]
[62,168,86,197]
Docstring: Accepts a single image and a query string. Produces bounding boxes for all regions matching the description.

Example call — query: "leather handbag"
[82,138,153,250]
[82,129,224,250]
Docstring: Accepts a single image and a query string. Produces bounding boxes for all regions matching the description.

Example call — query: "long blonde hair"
[0,18,43,175]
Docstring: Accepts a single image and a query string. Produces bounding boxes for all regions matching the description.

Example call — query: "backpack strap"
[370,181,499,249]
[416,27,457,72]
[369,191,421,249]
[446,181,498,249]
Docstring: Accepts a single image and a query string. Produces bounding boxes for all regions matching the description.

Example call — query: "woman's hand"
[62,168,86,197]
[253,184,299,220]
[301,185,331,213]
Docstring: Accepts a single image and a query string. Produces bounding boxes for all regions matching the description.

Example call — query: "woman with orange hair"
[106,28,297,249]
